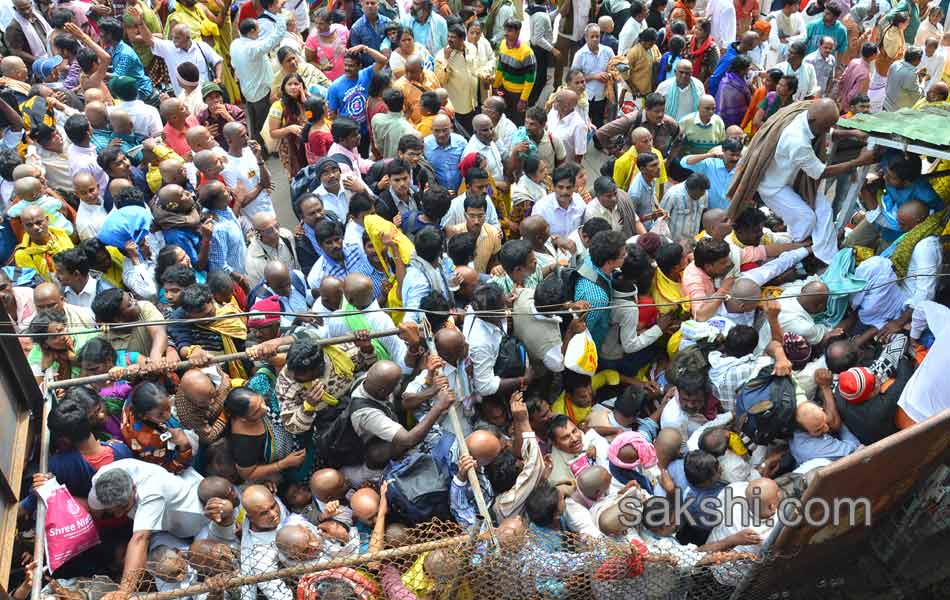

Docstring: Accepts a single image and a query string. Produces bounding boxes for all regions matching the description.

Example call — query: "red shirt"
[237,2,261,23]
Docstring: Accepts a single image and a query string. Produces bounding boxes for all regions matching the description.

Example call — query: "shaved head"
[654,428,683,466]
[432,114,452,130]
[179,368,216,406]
[435,327,467,364]
[343,273,375,309]
[319,276,344,311]
[276,524,322,560]
[309,468,347,502]
[897,199,929,231]
[350,488,380,525]
[85,101,109,128]
[806,98,840,137]
[747,477,781,519]
[466,430,502,466]
[726,278,763,313]
[363,360,403,400]
[33,282,64,309]
[576,465,611,501]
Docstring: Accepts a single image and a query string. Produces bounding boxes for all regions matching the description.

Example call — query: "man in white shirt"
[463,114,505,183]
[894,200,942,305]
[221,122,274,220]
[108,75,162,137]
[919,37,946,92]
[231,10,288,149]
[547,88,588,162]
[706,0,737,50]
[531,165,586,238]
[656,59,705,121]
[239,485,294,600]
[52,247,113,308]
[754,98,874,264]
[88,460,211,596]
[804,36,836,97]
[706,479,781,585]
[775,41,819,100]
[64,113,109,192]
[130,15,223,97]
[571,23,616,128]
[897,301,950,427]
[617,1,645,55]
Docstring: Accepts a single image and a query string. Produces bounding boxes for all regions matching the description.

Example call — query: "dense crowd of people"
[1,0,949,596]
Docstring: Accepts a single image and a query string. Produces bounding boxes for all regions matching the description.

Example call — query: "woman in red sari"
[688,18,719,85]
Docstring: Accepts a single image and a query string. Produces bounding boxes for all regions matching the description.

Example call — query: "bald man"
[656,59,705,122]
[159,98,199,157]
[424,113,467,192]
[755,276,849,358]
[275,522,328,566]
[705,477,782,584]
[351,488,382,529]
[248,257,313,328]
[789,399,860,466]
[240,485,296,599]
[675,94,727,160]
[13,206,74,281]
[307,468,352,527]
[159,159,190,188]
[186,126,217,154]
[749,98,875,264]
[221,121,274,219]
[319,273,420,375]
[175,367,231,444]
[463,113,505,185]
[549,89,588,162]
[246,214,299,289]
[403,327,472,443]
[454,265,479,304]
[892,199,942,305]
[394,56,439,124]
[348,360,455,456]
[30,281,96,332]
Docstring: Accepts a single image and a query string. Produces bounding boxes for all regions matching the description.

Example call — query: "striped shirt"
[494,40,537,101]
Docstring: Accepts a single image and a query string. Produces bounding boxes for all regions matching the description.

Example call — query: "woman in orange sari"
[741,68,780,135]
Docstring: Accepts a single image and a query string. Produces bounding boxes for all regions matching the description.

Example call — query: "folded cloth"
[608,431,658,470]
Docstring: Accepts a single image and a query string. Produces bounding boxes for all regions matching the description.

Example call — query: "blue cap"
[32,55,64,80]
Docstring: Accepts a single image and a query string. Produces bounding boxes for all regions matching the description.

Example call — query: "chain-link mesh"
[35,464,950,600]
[114,519,758,600]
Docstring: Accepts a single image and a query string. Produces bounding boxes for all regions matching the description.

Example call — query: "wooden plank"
[0,409,31,587]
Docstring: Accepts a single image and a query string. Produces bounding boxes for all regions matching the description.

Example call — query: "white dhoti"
[760,185,838,264]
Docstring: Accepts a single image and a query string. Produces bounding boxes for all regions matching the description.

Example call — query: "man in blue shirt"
[679,138,743,210]
[424,114,467,193]
[849,152,944,248]
[349,0,392,65]
[401,0,448,56]
[575,230,626,349]
[200,180,247,287]
[327,44,389,137]
[98,17,154,102]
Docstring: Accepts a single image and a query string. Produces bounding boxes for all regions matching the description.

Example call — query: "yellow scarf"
[650,268,690,314]
[14,228,74,280]
[363,214,415,322]
[200,304,248,378]
[726,230,772,249]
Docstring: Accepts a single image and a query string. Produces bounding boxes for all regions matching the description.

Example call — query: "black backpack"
[735,365,798,445]
[494,333,527,378]
[312,390,397,468]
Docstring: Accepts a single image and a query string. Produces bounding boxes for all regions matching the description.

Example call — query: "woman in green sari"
[123,0,169,90]
[224,386,307,483]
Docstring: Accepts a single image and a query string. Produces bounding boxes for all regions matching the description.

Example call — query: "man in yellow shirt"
[14,205,74,281]
[612,127,668,198]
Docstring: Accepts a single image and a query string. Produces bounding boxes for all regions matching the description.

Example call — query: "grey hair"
[584,23,601,35]
[193,149,218,173]
[94,468,134,508]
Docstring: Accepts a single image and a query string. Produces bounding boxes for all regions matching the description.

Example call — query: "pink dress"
[304,24,350,81]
